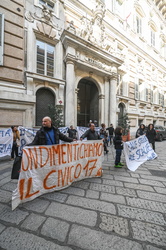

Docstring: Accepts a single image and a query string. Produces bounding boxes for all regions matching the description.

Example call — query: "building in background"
[0,0,166,136]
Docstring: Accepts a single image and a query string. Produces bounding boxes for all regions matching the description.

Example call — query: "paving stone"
[61,186,85,196]
[100,192,126,204]
[0,176,11,187]
[41,192,68,203]
[145,245,164,250]
[140,174,166,182]
[1,182,17,192]
[137,190,166,203]
[86,190,99,199]
[71,180,90,189]
[41,217,70,242]
[89,182,115,193]
[0,204,28,225]
[130,173,140,178]
[45,202,97,226]
[154,186,166,194]
[84,177,102,183]
[66,195,116,214]
[68,224,143,250]
[102,179,124,187]
[124,183,154,192]
[99,213,129,236]
[126,197,166,213]
[131,220,166,247]
[108,170,131,177]
[139,178,165,187]
[116,187,137,197]
[114,176,139,183]
[118,204,166,225]
[22,198,50,213]
[21,213,46,231]
[0,189,11,203]
[0,223,5,233]
[0,227,72,250]
[101,174,114,180]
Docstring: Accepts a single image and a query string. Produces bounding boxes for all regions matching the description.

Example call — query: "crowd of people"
[10,118,157,170]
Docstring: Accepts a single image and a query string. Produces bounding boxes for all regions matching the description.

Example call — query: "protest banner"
[12,140,103,210]
[0,128,13,157]
[123,135,157,171]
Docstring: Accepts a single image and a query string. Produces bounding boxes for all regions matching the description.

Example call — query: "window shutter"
[0,13,4,66]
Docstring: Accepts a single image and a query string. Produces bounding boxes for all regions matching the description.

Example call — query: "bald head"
[42,116,52,128]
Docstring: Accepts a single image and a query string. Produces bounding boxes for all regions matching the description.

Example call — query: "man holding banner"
[28,116,75,146]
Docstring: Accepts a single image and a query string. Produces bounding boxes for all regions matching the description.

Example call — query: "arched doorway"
[77,78,99,127]
[36,88,55,126]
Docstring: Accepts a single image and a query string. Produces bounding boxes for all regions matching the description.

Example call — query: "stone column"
[99,94,105,125]
[109,75,117,127]
[104,76,109,126]
[65,60,75,126]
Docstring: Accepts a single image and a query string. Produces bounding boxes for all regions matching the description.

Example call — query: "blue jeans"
[115,149,122,165]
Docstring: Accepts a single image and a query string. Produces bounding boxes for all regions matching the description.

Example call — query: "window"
[36,40,54,77]
[36,88,55,126]
[136,16,142,35]
[0,13,4,66]
[39,0,54,9]
[145,88,148,102]
[135,80,139,100]
[151,30,155,47]
[159,93,164,106]
[151,89,153,103]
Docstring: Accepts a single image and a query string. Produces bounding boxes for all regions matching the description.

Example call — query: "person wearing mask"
[146,123,156,151]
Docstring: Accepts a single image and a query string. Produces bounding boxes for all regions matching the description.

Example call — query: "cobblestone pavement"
[0,141,166,250]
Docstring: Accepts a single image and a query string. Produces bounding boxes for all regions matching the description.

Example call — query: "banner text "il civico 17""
[12,140,103,210]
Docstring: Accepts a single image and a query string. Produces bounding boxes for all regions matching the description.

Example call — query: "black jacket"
[106,127,114,136]
[28,126,73,146]
[146,129,156,143]
[81,129,101,140]
[113,134,123,149]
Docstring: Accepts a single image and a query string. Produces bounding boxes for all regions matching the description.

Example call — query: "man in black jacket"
[28,116,74,146]
[80,123,101,141]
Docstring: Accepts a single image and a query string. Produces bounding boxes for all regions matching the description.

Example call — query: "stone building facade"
[0,0,166,136]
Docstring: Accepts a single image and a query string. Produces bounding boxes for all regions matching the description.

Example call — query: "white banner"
[0,128,13,157]
[123,135,157,171]
[12,140,103,210]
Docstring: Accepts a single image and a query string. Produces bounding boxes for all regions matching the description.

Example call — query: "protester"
[67,125,77,139]
[146,123,156,151]
[106,123,114,145]
[80,123,101,141]
[27,116,75,146]
[135,124,146,138]
[113,126,124,168]
[100,123,109,154]
[11,126,20,160]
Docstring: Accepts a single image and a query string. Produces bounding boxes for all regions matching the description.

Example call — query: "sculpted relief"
[76,2,113,53]
[25,5,62,40]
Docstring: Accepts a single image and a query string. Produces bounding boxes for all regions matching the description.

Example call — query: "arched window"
[36,88,55,126]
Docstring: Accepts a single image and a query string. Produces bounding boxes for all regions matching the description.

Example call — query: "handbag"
[11,156,22,179]
[16,139,20,147]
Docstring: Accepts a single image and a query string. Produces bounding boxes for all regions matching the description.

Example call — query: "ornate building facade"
[0,0,166,136]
